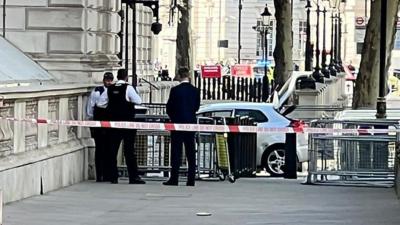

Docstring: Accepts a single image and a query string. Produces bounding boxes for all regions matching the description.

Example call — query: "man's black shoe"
[186,182,195,186]
[162,180,178,186]
[129,177,146,184]
[110,179,118,184]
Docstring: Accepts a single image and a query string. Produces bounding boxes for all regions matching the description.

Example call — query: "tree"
[273,0,293,88]
[174,0,191,80]
[352,0,400,109]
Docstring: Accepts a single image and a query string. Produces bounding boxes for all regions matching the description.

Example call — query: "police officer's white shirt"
[86,85,108,120]
[106,80,142,105]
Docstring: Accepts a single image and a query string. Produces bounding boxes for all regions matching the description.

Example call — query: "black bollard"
[284,133,297,179]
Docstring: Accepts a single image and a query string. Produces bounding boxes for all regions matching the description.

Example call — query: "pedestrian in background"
[163,68,200,186]
[106,69,145,184]
[86,72,114,182]
[161,65,171,81]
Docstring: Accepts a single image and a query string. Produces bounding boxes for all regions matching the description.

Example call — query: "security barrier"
[306,119,399,187]
[396,130,400,196]
[117,115,257,180]
[225,116,257,177]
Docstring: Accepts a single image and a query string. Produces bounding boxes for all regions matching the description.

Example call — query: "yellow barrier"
[216,133,229,171]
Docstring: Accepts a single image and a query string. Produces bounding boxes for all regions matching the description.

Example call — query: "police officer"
[106,69,145,184]
[86,72,114,182]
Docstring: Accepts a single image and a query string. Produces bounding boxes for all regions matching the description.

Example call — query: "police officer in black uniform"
[86,72,114,182]
[106,69,145,184]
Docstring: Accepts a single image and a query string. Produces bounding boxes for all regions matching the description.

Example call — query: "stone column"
[294,88,323,119]
[58,97,68,143]
[13,101,26,154]
[37,99,49,148]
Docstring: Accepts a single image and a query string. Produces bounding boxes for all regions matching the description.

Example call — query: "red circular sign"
[355,17,364,25]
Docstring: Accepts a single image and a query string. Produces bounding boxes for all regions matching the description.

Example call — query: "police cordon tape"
[1,117,399,134]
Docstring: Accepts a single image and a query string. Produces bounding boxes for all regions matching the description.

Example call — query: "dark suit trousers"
[108,129,139,181]
[170,131,196,183]
[91,128,108,181]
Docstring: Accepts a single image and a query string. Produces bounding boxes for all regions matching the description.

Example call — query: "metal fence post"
[284,133,297,179]
[306,132,315,184]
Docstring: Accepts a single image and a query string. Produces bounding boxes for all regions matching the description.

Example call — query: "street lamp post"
[238,0,242,64]
[305,0,313,71]
[376,0,387,119]
[125,3,129,72]
[334,13,339,69]
[2,0,6,38]
[312,0,324,83]
[337,11,344,72]
[124,0,162,87]
[299,0,317,89]
[321,7,330,78]
[117,7,125,67]
[328,11,337,76]
[261,5,271,102]
[328,0,339,75]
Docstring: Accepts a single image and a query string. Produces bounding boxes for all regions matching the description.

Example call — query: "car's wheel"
[262,146,286,177]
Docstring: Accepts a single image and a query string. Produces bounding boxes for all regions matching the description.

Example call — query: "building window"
[255,20,274,59]
[299,21,307,49]
[395,29,400,50]
[267,20,274,58]
[357,43,363,54]
[255,20,263,57]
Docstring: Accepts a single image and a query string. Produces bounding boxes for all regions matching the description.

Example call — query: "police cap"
[103,72,114,80]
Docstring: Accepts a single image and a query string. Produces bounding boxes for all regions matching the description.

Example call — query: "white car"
[197,102,308,176]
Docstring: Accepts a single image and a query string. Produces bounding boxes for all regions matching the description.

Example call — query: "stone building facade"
[0,0,173,204]
[0,0,157,83]
[191,0,308,66]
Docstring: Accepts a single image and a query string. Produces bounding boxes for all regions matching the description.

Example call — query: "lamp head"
[151,21,162,35]
[305,0,312,8]
[329,0,339,9]
[260,4,272,17]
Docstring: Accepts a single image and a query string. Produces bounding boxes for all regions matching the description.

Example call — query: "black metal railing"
[194,75,274,102]
[139,77,159,104]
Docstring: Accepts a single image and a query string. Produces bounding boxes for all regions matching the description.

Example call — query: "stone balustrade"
[0,84,91,203]
[293,73,347,119]
[0,81,177,203]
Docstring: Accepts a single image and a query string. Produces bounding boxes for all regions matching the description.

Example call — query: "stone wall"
[0,81,177,204]
[0,84,91,203]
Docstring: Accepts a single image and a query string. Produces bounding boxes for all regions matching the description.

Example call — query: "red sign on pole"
[231,64,253,77]
[201,65,222,78]
[355,17,367,28]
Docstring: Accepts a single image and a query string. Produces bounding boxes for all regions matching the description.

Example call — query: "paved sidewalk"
[4,178,400,225]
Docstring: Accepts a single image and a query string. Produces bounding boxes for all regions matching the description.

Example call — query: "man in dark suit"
[163,67,200,186]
